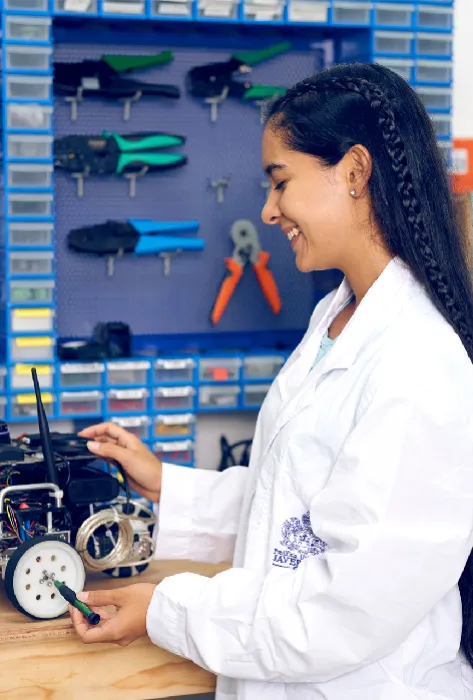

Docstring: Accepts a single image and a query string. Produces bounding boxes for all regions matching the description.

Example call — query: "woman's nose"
[261,189,281,226]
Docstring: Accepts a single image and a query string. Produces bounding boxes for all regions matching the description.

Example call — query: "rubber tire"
[103,559,150,579]
[4,536,85,620]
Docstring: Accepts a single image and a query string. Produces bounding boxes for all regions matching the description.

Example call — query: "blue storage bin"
[415,32,453,57]
[332,1,373,25]
[416,5,453,31]
[374,30,414,55]
[374,3,414,28]
[415,58,453,84]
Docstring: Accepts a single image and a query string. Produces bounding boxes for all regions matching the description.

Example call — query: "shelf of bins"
[0,3,453,431]
[3,353,287,436]
[1,1,454,28]
[2,5,57,422]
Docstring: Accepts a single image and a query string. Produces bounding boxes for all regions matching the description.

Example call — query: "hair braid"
[272,76,473,352]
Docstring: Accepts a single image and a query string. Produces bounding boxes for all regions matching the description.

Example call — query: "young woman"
[71,62,473,699]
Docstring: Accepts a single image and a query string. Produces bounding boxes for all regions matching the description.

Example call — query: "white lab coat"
[147,257,473,700]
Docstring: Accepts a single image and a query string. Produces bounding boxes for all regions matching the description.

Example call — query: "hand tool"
[186,42,290,122]
[54,131,186,197]
[54,51,179,121]
[211,219,281,324]
[67,218,205,276]
[43,571,100,625]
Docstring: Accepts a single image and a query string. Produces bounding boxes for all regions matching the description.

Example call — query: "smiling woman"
[73,62,473,700]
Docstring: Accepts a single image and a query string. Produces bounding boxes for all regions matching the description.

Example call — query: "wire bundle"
[75,497,156,572]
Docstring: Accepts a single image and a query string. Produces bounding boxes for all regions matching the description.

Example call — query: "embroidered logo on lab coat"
[273,511,327,570]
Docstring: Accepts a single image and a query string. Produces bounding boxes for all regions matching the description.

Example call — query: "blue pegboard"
[52,24,332,340]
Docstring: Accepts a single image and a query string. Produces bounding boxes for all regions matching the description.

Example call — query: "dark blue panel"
[53,24,335,340]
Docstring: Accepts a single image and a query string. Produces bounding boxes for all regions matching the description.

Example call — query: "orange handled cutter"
[211,219,282,325]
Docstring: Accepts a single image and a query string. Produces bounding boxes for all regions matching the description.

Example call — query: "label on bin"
[156,386,194,397]
[14,308,52,318]
[110,389,148,399]
[15,364,51,375]
[157,413,194,425]
[155,440,193,452]
[17,392,52,404]
[156,359,194,370]
[16,336,52,347]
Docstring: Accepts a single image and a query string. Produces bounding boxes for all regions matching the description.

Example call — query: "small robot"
[0,368,155,620]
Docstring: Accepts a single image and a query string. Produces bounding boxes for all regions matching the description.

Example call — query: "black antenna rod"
[31,367,59,485]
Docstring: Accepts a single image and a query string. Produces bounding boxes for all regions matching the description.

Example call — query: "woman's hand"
[79,422,162,502]
[69,584,157,646]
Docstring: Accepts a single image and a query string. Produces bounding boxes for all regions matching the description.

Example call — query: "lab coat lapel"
[262,257,412,460]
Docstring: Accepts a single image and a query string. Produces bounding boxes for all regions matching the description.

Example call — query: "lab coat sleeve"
[146,390,473,682]
[154,463,248,564]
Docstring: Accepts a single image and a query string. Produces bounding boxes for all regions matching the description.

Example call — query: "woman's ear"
[343,145,373,198]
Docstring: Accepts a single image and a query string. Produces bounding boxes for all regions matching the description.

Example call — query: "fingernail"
[87,441,100,452]
[77,591,89,602]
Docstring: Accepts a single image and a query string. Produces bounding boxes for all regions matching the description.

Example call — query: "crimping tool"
[186,42,291,122]
[67,219,205,276]
[54,131,187,197]
[54,51,179,121]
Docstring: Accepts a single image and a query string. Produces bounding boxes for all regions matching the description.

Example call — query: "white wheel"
[5,537,86,620]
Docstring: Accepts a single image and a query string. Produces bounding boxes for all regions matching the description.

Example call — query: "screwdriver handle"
[54,580,101,626]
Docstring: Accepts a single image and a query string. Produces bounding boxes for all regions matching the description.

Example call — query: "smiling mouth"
[286,227,301,242]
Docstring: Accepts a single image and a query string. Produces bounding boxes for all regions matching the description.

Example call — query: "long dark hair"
[266,62,473,664]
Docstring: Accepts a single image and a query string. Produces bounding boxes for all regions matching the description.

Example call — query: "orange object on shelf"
[452,139,473,193]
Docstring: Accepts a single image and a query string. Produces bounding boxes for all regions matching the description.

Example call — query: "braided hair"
[266,63,473,663]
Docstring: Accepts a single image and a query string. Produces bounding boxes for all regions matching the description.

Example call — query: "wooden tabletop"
[0,560,227,700]
[0,559,227,644]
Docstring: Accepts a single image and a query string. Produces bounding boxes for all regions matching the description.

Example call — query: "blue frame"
[0,0,454,431]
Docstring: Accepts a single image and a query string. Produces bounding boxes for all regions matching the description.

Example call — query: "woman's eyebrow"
[264,162,287,177]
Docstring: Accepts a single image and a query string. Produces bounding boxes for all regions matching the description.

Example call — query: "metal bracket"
[72,165,90,198]
[205,86,229,123]
[124,165,149,198]
[107,247,124,277]
[120,90,143,121]
[65,87,84,122]
[159,249,182,276]
[210,175,231,204]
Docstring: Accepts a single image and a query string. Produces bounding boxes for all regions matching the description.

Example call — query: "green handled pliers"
[54,131,187,197]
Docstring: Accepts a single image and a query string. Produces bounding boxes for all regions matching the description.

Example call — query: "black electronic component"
[0,421,11,445]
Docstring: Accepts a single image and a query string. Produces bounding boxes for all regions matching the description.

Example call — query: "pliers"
[54,51,179,121]
[186,42,290,122]
[211,219,281,324]
[67,219,205,276]
[54,131,186,197]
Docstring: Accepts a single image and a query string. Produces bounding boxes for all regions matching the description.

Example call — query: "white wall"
[454,0,473,137]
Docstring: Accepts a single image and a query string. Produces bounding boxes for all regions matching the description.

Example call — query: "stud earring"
[349,189,356,197]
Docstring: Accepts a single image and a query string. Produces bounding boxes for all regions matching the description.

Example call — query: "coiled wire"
[75,497,156,572]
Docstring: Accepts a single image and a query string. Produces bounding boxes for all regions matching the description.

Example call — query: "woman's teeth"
[287,227,300,241]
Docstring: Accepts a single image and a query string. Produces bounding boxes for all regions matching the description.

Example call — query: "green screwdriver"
[54,579,101,626]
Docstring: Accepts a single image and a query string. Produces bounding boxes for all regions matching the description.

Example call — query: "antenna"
[31,368,59,485]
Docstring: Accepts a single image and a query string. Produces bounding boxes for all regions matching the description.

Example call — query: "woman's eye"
[275,181,286,191]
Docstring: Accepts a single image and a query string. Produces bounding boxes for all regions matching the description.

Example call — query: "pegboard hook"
[72,166,90,198]
[159,250,182,276]
[204,86,229,123]
[64,87,84,122]
[120,91,143,122]
[124,165,149,198]
[210,176,231,204]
